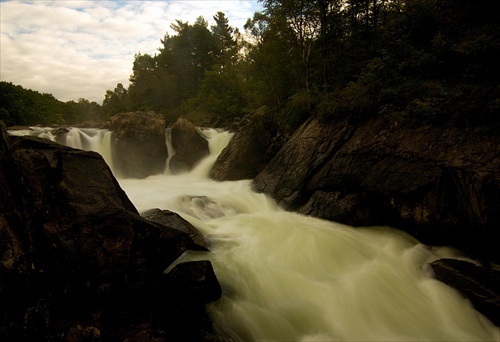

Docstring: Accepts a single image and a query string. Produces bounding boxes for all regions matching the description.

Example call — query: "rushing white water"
[10,126,500,340]
[8,127,115,170]
[117,130,500,342]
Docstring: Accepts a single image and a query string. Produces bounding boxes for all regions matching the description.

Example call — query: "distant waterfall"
[164,128,175,174]
[9,127,114,172]
[7,126,231,179]
[63,128,114,169]
[190,128,234,178]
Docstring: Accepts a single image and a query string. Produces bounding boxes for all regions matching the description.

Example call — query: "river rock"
[169,118,209,173]
[148,261,222,341]
[0,121,221,340]
[0,122,28,272]
[108,111,168,178]
[164,260,222,305]
[211,106,285,181]
[430,258,500,326]
[142,208,209,251]
[253,117,500,262]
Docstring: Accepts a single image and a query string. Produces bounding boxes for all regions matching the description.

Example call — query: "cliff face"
[211,107,283,181]
[253,117,500,262]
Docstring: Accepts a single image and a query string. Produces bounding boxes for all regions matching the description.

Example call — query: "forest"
[0,82,102,127]
[1,0,499,132]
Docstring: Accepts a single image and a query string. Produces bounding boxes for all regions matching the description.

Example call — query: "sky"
[0,0,263,103]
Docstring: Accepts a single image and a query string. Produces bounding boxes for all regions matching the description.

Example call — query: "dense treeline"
[103,0,499,132]
[102,12,246,122]
[0,82,65,126]
[2,0,499,129]
[0,81,103,126]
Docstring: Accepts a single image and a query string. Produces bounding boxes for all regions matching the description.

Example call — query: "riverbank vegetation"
[2,0,499,132]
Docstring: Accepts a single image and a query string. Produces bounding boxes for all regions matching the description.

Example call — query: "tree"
[0,81,64,126]
[211,12,240,71]
[64,98,103,124]
[127,53,165,111]
[261,0,321,94]
[154,17,217,107]
[243,12,300,109]
[102,83,129,118]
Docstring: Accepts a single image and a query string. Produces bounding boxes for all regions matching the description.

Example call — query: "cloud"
[0,0,262,103]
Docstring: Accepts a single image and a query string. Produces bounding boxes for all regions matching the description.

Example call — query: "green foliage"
[102,83,128,119]
[317,82,374,122]
[64,98,103,124]
[211,11,240,68]
[0,82,104,126]
[195,69,247,118]
[243,11,301,109]
[282,90,316,132]
[0,81,65,126]
[3,2,499,129]
[7,3,494,129]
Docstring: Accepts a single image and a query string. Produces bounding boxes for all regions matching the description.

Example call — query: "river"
[10,126,500,341]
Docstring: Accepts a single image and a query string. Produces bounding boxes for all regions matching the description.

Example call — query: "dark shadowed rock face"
[108,111,168,178]
[0,121,221,341]
[169,118,210,174]
[164,260,222,305]
[430,258,500,326]
[211,107,285,181]
[253,117,500,262]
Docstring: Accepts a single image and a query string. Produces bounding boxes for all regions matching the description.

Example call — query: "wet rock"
[108,111,167,178]
[0,121,221,341]
[157,261,222,341]
[142,208,209,251]
[211,106,284,181]
[253,117,500,262]
[169,118,209,174]
[430,258,500,326]
[0,122,29,272]
[165,260,222,305]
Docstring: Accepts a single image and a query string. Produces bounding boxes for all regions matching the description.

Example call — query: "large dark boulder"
[211,107,285,181]
[430,258,500,326]
[253,117,500,262]
[169,118,210,173]
[108,111,168,178]
[0,121,221,341]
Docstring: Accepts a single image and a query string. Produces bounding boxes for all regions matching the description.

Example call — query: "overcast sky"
[0,0,263,103]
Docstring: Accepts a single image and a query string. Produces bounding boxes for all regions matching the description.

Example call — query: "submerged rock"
[430,258,500,326]
[169,118,209,174]
[108,111,168,178]
[0,121,221,341]
[253,117,500,262]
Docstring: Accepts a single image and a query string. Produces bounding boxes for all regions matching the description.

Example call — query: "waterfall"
[8,127,115,173]
[8,126,500,341]
[190,128,234,178]
[118,130,500,342]
[164,128,175,174]
[59,128,114,168]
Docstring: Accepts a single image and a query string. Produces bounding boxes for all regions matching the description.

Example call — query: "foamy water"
[11,126,500,341]
[117,130,499,341]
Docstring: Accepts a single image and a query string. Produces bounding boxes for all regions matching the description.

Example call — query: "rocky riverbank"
[213,111,500,325]
[0,121,222,340]
[3,109,500,333]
